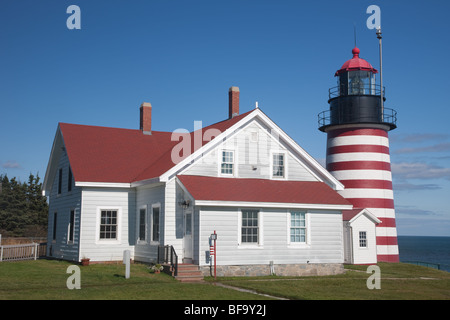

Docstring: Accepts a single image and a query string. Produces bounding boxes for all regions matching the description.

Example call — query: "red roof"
[178,175,352,206]
[335,47,378,76]
[342,208,381,224]
[342,209,364,221]
[60,110,255,183]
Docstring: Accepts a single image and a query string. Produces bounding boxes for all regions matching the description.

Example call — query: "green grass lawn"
[0,259,449,300]
[213,263,450,300]
[0,259,266,300]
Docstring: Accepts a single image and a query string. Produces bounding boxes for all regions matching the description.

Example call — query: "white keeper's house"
[43,86,382,277]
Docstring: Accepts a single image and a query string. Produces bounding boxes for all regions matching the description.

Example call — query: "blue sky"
[1,0,449,236]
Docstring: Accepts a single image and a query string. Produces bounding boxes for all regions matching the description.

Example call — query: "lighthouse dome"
[335,47,378,76]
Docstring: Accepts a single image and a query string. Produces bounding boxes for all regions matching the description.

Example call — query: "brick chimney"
[140,102,152,135]
[228,86,239,119]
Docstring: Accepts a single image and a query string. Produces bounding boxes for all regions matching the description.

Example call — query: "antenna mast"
[376,27,384,120]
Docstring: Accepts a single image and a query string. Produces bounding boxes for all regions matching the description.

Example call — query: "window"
[185,211,192,236]
[241,210,259,244]
[99,210,118,240]
[221,150,234,175]
[272,153,285,178]
[290,212,306,243]
[68,209,75,243]
[359,231,367,248]
[138,207,147,242]
[152,205,160,242]
[52,212,58,241]
[96,207,121,244]
[68,167,72,192]
[58,168,62,194]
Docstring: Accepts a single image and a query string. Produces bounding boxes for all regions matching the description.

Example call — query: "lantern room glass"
[338,71,376,96]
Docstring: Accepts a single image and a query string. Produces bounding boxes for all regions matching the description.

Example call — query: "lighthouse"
[318,47,399,262]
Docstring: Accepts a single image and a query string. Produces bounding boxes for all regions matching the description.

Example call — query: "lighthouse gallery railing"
[318,107,397,129]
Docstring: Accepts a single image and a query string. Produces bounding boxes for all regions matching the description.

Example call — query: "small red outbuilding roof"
[335,47,378,76]
[342,208,381,224]
[342,208,364,221]
[178,175,352,207]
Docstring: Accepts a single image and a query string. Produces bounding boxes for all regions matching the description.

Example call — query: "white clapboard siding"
[47,148,82,262]
[183,119,318,182]
[198,207,343,266]
[79,187,135,262]
[134,184,165,263]
[164,179,184,258]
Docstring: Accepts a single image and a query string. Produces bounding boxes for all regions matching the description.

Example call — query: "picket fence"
[0,243,47,262]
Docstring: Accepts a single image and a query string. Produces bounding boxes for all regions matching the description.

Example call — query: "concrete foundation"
[200,263,344,277]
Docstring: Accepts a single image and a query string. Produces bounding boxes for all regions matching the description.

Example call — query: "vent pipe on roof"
[228,86,239,119]
[140,102,152,135]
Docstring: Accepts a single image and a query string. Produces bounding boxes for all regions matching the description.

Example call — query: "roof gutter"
[193,200,353,211]
[75,181,131,188]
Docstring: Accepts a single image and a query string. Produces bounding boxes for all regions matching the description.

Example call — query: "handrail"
[171,246,178,276]
[329,84,385,99]
[157,245,178,276]
[318,107,397,129]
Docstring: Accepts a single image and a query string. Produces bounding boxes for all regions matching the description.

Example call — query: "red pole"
[214,230,217,280]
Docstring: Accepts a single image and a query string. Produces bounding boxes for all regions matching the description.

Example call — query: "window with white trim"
[68,209,75,243]
[272,153,285,178]
[151,204,160,242]
[99,209,118,240]
[359,231,367,248]
[290,211,306,243]
[138,207,147,242]
[221,150,234,175]
[241,210,259,244]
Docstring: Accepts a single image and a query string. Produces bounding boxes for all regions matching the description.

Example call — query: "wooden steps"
[175,264,204,283]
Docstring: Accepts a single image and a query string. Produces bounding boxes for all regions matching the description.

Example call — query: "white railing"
[0,243,41,262]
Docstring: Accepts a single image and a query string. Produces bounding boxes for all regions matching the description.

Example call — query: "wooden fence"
[0,243,47,262]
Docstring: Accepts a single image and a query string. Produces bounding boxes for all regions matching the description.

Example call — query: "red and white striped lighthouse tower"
[319,47,399,262]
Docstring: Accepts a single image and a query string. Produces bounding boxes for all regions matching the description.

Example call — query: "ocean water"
[398,236,450,272]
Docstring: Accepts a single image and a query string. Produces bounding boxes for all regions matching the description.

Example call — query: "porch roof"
[177,175,352,208]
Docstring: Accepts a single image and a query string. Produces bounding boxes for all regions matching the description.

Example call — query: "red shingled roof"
[178,175,352,206]
[60,110,255,183]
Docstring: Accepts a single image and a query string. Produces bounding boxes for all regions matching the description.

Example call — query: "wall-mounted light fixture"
[179,200,190,209]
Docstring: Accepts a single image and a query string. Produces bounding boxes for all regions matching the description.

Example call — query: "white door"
[183,208,193,263]
[343,225,353,264]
